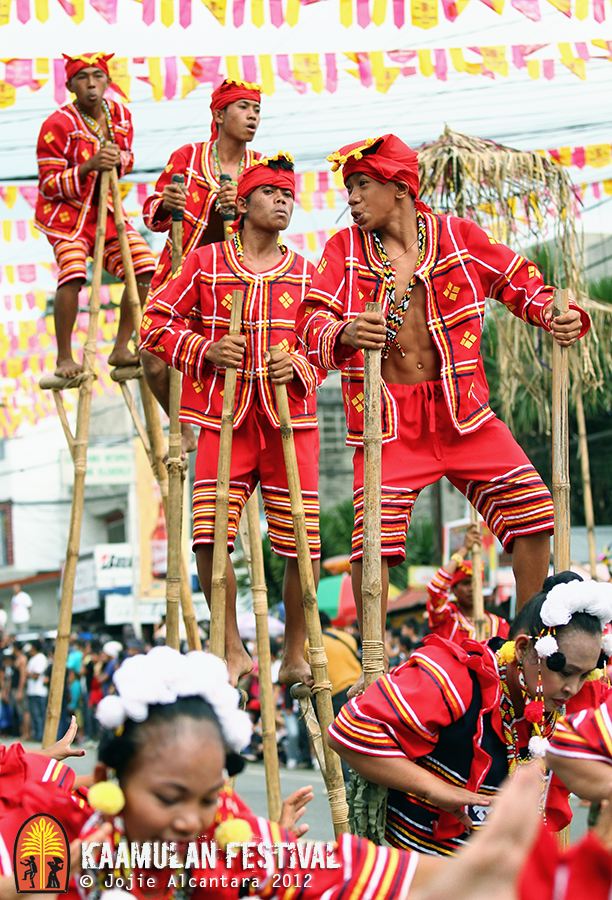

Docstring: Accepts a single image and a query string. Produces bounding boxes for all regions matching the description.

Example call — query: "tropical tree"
[20,818,65,891]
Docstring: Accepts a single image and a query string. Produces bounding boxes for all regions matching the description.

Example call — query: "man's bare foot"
[347,671,365,700]
[278,656,314,687]
[181,423,197,455]
[226,645,254,687]
[108,346,140,368]
[55,357,83,379]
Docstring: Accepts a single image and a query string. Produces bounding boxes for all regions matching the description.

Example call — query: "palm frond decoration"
[417,126,612,433]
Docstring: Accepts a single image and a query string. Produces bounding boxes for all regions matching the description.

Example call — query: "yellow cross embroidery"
[351,392,364,412]
[488,235,500,244]
[278,338,290,352]
[528,265,537,279]
[165,163,173,173]
[460,331,477,349]
[193,381,203,393]
[279,292,293,309]
[304,306,314,315]
[43,203,52,214]
[443,281,460,302]
[222,293,233,309]
[43,131,54,143]
[141,315,152,330]
[59,211,70,223]
[192,191,200,203]
[317,258,327,274]
[81,149,90,160]
[358,290,364,300]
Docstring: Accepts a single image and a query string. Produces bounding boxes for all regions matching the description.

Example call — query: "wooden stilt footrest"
[291,683,327,778]
[39,372,92,391]
[110,365,143,383]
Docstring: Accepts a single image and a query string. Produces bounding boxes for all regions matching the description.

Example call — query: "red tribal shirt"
[296,214,590,444]
[427,567,510,644]
[35,100,133,241]
[140,240,321,429]
[143,141,261,291]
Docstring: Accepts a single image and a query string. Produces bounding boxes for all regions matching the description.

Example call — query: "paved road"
[23,742,590,846]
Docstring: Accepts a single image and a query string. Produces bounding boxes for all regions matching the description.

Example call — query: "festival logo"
[13,815,70,893]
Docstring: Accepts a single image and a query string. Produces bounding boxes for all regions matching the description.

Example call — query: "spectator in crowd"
[82,639,103,742]
[0,603,7,633]
[25,640,48,742]
[11,584,32,630]
[98,640,123,696]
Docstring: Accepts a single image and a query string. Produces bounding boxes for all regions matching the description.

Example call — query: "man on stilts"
[297,133,590,695]
[35,53,156,380]
[141,79,262,454]
[141,154,322,686]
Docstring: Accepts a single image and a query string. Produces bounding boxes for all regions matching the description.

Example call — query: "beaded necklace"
[497,658,560,774]
[232,230,287,260]
[76,99,115,143]
[373,213,427,359]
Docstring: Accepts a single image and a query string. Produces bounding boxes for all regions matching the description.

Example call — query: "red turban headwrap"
[236,152,295,201]
[327,134,431,213]
[210,79,262,140]
[450,559,484,589]
[62,52,127,100]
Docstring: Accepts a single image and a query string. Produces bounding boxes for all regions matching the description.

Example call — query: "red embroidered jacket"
[330,635,608,847]
[35,100,133,241]
[140,240,321,429]
[296,215,590,443]
[143,141,261,291]
[427,566,509,644]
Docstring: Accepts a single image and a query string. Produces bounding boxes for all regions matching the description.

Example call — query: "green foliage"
[319,500,355,571]
[347,772,388,843]
[590,277,612,304]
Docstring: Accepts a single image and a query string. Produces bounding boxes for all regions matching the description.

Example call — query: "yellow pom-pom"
[586,668,604,682]
[497,641,517,665]
[88,781,125,815]
[214,818,254,850]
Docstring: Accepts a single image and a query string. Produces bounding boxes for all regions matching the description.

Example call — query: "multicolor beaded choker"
[373,213,426,359]
[76,98,115,143]
[232,230,287,260]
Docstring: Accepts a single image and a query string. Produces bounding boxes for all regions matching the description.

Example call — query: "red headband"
[328,134,431,213]
[210,79,261,140]
[63,52,127,100]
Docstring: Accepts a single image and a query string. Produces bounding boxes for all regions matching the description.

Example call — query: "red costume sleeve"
[548,695,612,764]
[143,144,194,233]
[329,639,478,759]
[37,111,93,204]
[140,249,215,380]
[427,568,454,629]
[462,219,590,338]
[295,230,360,372]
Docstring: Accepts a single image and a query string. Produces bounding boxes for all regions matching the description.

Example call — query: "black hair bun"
[226,752,246,777]
[542,571,583,592]
[546,651,567,672]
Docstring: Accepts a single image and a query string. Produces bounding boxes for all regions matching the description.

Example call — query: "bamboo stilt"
[165,174,186,650]
[552,288,571,573]
[469,507,488,642]
[291,683,327,776]
[42,170,111,749]
[575,385,598,580]
[108,169,201,651]
[209,290,244,660]
[270,353,349,837]
[245,491,282,822]
[362,302,385,687]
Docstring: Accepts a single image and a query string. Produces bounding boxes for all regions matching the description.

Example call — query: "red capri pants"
[351,380,554,566]
[193,401,320,558]
[52,207,156,287]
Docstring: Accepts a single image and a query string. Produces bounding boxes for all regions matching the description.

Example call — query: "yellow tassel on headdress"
[225,78,262,92]
[88,781,125,815]
[326,138,382,172]
[497,641,517,665]
[214,818,254,849]
[586,668,604,682]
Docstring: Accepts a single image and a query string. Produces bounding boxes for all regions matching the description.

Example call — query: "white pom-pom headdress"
[96,647,252,753]
[534,633,560,658]
[540,581,612,630]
